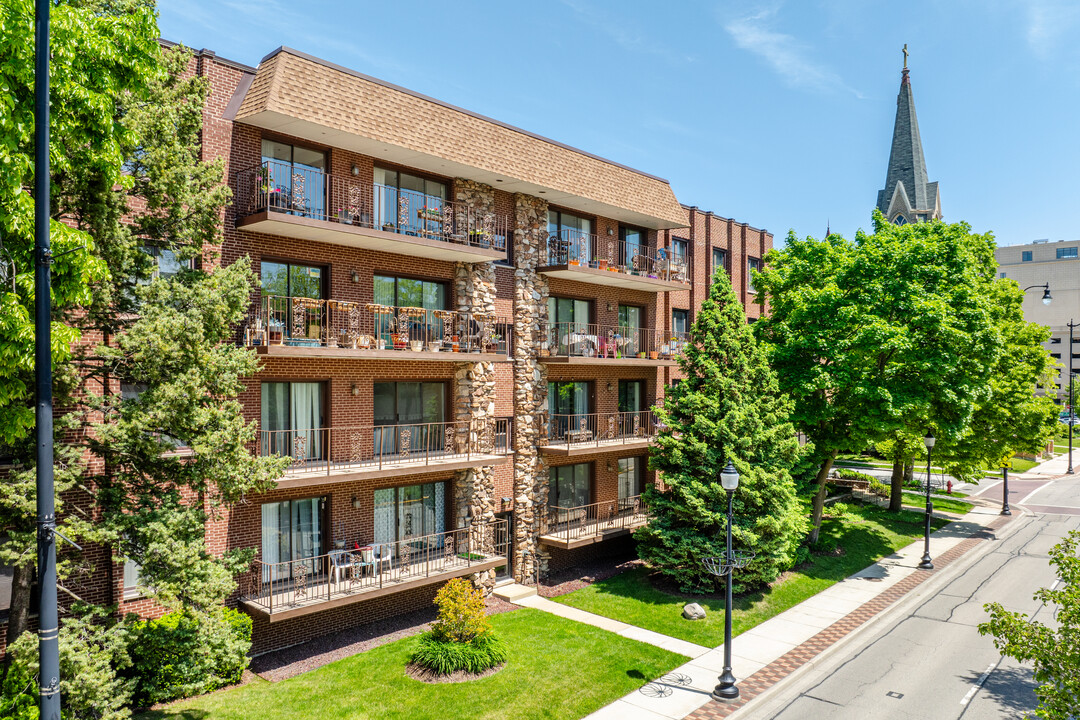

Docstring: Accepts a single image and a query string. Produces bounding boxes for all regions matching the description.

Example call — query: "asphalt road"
[745,473,1080,720]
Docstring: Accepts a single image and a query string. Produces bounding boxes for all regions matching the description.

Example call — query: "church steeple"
[876,46,941,224]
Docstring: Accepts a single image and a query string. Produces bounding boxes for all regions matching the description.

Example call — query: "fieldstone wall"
[453,179,499,592]
[511,193,550,584]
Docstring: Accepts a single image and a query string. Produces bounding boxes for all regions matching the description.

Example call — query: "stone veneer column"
[511,193,549,584]
[452,180,499,592]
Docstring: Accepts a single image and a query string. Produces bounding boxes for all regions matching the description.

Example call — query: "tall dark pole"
[918,440,934,570]
[1000,465,1011,515]
[713,489,739,701]
[34,0,61,716]
[1068,320,1075,475]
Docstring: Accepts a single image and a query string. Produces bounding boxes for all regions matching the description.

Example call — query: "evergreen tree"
[637,270,806,592]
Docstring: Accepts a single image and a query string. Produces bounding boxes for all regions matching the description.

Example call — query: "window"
[747,257,761,294]
[619,305,644,355]
[548,297,591,327]
[1051,353,1061,359]
[374,482,447,545]
[549,381,592,441]
[549,463,591,509]
[620,226,647,269]
[262,139,327,219]
[261,496,326,580]
[548,209,593,263]
[374,275,449,344]
[261,382,324,460]
[374,167,447,235]
[618,457,644,501]
[1051,337,1062,344]
[893,215,907,225]
[548,297,592,355]
[1022,251,1033,262]
[121,383,183,448]
[711,248,727,280]
[619,380,645,412]
[671,238,689,281]
[1057,246,1078,259]
[261,261,325,343]
[673,309,689,338]
[999,272,1007,278]
[261,261,324,300]
[373,382,446,454]
[123,558,143,600]
[141,246,190,281]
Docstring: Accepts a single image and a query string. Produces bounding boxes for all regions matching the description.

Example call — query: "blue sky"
[160,0,1080,247]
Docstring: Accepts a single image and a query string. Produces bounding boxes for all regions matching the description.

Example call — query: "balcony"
[542,322,686,366]
[243,296,511,362]
[539,230,690,292]
[539,496,648,549]
[541,411,658,456]
[235,161,509,263]
[239,521,509,620]
[260,418,512,489]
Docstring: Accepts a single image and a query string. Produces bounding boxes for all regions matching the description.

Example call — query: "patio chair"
[328,550,357,585]
[372,543,394,575]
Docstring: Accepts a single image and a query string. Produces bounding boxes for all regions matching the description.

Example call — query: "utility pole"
[1068,320,1076,475]
[34,0,61,716]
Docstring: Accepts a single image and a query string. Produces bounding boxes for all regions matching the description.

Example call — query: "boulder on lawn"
[682,602,706,620]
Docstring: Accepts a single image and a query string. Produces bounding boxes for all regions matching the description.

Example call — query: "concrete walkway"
[564,505,1019,720]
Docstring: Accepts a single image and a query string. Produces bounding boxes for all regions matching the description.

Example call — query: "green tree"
[0,0,160,650]
[753,212,1000,540]
[979,530,1080,720]
[637,269,806,592]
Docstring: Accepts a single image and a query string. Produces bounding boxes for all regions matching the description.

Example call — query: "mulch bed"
[538,556,644,598]
[249,596,517,682]
[404,661,506,684]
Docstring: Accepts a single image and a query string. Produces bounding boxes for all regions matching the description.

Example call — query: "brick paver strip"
[684,516,1012,720]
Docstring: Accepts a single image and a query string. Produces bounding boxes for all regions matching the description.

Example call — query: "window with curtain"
[621,226,646,269]
[123,558,143,600]
[373,167,447,236]
[260,496,325,581]
[672,309,689,337]
[618,305,644,355]
[549,381,591,441]
[373,382,446,456]
[548,209,593,263]
[547,297,591,355]
[672,238,688,264]
[372,482,447,549]
[262,140,326,219]
[261,382,324,461]
[618,457,644,501]
[549,463,591,509]
[712,248,727,280]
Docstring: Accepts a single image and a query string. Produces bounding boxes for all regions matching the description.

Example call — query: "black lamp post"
[701,460,742,701]
[918,432,936,570]
[1067,318,1075,475]
[1000,461,1011,516]
[1022,283,1053,306]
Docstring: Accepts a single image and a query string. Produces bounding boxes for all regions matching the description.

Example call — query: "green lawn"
[551,505,946,647]
[137,609,686,720]
[1009,457,1038,473]
[900,492,973,515]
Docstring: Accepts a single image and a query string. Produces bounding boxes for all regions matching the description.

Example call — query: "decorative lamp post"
[700,459,753,701]
[918,432,936,570]
[1067,318,1076,476]
[1000,459,1011,516]
[1023,283,1052,306]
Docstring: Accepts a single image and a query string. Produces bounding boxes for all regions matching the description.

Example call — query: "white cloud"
[724,8,863,98]
[1025,0,1080,59]
[560,0,696,65]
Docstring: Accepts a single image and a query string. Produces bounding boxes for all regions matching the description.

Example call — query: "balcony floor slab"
[253,344,508,363]
[540,439,653,456]
[275,454,511,490]
[238,210,506,263]
[538,265,689,292]
[541,355,677,367]
[539,517,649,549]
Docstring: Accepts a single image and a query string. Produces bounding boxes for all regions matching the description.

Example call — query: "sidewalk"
[566,506,1016,720]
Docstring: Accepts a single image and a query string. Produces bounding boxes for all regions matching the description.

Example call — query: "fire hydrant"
[946,479,953,495]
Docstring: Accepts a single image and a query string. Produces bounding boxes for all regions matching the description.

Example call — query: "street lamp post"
[1022,283,1053,306]
[1067,318,1076,476]
[1000,463,1011,516]
[700,460,746,701]
[918,432,936,570]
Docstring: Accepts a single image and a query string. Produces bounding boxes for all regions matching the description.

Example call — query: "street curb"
[715,509,1030,720]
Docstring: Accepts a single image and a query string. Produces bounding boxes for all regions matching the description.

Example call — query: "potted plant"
[649,350,659,360]
[597,258,608,270]
[337,208,351,224]
[382,222,396,232]
[377,337,387,350]
[637,351,646,359]
[392,333,407,350]
[568,257,580,266]
[427,340,442,352]
[660,342,671,357]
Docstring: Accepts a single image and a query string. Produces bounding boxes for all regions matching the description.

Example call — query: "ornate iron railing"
[544,321,688,360]
[240,520,509,614]
[236,160,510,252]
[545,230,689,283]
[542,495,648,543]
[545,410,657,448]
[243,295,511,355]
[258,418,512,477]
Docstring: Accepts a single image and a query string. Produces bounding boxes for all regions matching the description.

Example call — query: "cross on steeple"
[902,44,908,69]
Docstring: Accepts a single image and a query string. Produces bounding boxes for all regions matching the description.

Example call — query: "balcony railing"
[544,230,689,283]
[545,410,658,449]
[239,520,509,615]
[236,160,510,252]
[544,322,688,360]
[244,295,511,356]
[541,495,648,545]
[259,418,512,479]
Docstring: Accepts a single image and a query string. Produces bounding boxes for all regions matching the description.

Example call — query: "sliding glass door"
[261,382,324,461]
[260,496,325,581]
[549,381,591,440]
[373,482,447,550]
[549,463,591,510]
[262,140,326,219]
[373,382,446,457]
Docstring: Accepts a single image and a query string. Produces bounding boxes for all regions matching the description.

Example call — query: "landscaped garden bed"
[551,503,948,647]
[137,609,687,720]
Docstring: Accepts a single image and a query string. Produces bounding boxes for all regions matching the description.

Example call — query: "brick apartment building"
[2,44,771,656]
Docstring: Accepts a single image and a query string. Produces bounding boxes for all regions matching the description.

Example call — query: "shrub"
[430,578,490,643]
[126,607,251,705]
[410,631,508,675]
[0,652,38,720]
[835,467,877,485]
